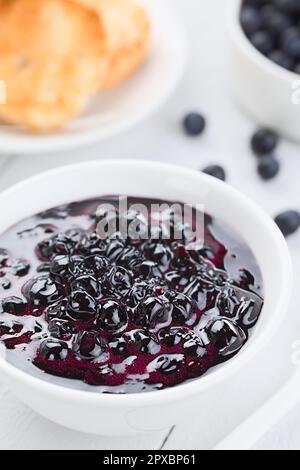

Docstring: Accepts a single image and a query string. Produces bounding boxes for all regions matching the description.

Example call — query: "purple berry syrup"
[0,196,263,393]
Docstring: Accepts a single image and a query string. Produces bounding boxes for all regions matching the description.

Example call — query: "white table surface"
[0,0,300,450]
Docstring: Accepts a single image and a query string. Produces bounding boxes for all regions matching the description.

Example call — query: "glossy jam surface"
[0,196,263,393]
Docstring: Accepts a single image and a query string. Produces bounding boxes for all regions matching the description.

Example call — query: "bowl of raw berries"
[229,0,300,143]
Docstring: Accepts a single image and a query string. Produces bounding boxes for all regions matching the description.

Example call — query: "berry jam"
[0,196,263,393]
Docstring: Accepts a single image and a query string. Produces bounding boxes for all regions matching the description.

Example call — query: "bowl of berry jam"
[229,0,300,143]
[0,160,291,435]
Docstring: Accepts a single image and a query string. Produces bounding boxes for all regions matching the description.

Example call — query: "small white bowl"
[0,0,187,155]
[0,160,292,436]
[229,0,300,143]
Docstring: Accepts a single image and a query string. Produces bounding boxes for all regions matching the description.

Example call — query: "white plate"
[0,0,187,155]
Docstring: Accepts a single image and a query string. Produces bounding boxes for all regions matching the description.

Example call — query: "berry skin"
[45,299,68,321]
[202,165,226,182]
[127,330,160,355]
[1,296,27,315]
[69,290,97,321]
[71,275,100,298]
[240,6,262,36]
[167,292,196,324]
[10,259,30,277]
[39,339,69,361]
[250,30,274,55]
[205,318,247,357]
[159,327,190,346]
[282,29,300,60]
[24,276,62,307]
[48,319,76,339]
[97,300,128,334]
[109,337,128,356]
[134,296,171,329]
[268,50,294,70]
[251,128,279,156]
[257,155,280,180]
[102,266,132,298]
[183,113,206,137]
[275,210,300,237]
[50,255,70,279]
[148,354,185,374]
[73,331,106,361]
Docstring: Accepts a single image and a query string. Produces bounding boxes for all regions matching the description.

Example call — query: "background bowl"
[229,0,300,143]
[0,160,292,435]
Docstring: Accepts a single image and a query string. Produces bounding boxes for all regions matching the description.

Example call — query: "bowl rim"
[229,0,300,83]
[0,159,293,407]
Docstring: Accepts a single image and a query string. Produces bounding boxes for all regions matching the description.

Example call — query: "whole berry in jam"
[50,255,70,279]
[24,276,62,307]
[71,275,100,298]
[97,299,128,334]
[10,259,30,277]
[134,296,171,329]
[168,292,197,324]
[148,354,185,374]
[127,329,160,355]
[45,299,69,321]
[48,319,76,339]
[102,266,132,297]
[69,290,97,321]
[1,296,27,316]
[205,318,247,357]
[81,255,110,277]
[143,241,173,271]
[159,327,190,347]
[73,331,106,361]
[109,337,128,356]
[39,339,69,361]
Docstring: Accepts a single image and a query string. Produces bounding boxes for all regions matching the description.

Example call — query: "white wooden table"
[0,0,300,450]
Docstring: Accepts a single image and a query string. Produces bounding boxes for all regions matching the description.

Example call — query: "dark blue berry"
[10,259,30,277]
[281,28,300,60]
[48,319,76,339]
[240,6,263,36]
[127,330,160,355]
[251,128,279,156]
[261,6,292,36]
[109,337,128,356]
[134,296,171,329]
[39,339,69,361]
[275,210,300,236]
[183,113,206,136]
[50,255,70,279]
[24,276,62,307]
[257,155,280,180]
[97,299,128,333]
[250,30,274,55]
[150,354,185,374]
[1,296,27,315]
[45,299,69,321]
[102,266,132,297]
[268,49,294,70]
[71,275,100,298]
[202,165,226,181]
[205,318,247,357]
[167,292,196,324]
[143,241,173,271]
[73,331,106,361]
[159,327,190,346]
[69,290,97,321]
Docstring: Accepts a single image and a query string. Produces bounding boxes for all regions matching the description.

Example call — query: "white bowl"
[0,0,187,155]
[0,160,292,436]
[229,0,300,143]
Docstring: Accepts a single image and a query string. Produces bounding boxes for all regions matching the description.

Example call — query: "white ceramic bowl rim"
[0,160,293,408]
[230,0,300,82]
